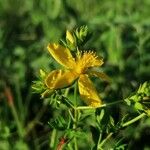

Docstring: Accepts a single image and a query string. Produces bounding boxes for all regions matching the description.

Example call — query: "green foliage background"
[0,0,150,149]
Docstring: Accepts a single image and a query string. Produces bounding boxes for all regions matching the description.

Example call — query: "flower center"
[74,51,103,74]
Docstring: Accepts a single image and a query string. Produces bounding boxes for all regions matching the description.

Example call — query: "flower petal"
[54,71,79,89]
[45,70,79,90]
[45,70,64,89]
[78,74,102,107]
[88,71,110,82]
[47,43,76,69]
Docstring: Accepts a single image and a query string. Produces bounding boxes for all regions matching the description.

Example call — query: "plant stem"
[64,88,70,97]
[50,129,57,148]
[4,85,24,137]
[73,110,78,150]
[73,83,78,150]
[104,100,123,107]
[122,113,146,127]
[74,83,78,106]
[98,132,113,148]
[15,80,24,122]
[76,100,123,110]
[10,103,24,138]
[97,132,102,150]
[97,113,145,148]
[97,113,146,149]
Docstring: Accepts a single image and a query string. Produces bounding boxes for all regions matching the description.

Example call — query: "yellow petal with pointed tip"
[45,70,79,90]
[88,71,110,82]
[78,74,102,107]
[54,71,79,89]
[47,43,76,69]
[45,70,64,89]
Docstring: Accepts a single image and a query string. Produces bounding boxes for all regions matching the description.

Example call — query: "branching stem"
[122,113,146,127]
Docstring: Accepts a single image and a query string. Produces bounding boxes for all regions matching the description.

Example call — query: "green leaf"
[48,116,68,130]
[134,102,144,110]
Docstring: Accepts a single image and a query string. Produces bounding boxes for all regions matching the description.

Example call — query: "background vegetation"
[0,0,150,149]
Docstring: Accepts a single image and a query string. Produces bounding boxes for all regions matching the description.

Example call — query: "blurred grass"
[0,0,150,149]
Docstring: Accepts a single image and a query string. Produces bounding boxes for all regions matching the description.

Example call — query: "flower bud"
[66,30,75,44]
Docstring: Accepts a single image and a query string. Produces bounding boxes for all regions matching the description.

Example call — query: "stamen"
[75,50,102,74]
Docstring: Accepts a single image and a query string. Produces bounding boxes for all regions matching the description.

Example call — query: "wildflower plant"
[33,26,150,149]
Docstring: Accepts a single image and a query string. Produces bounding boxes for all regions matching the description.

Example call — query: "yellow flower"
[45,43,109,107]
